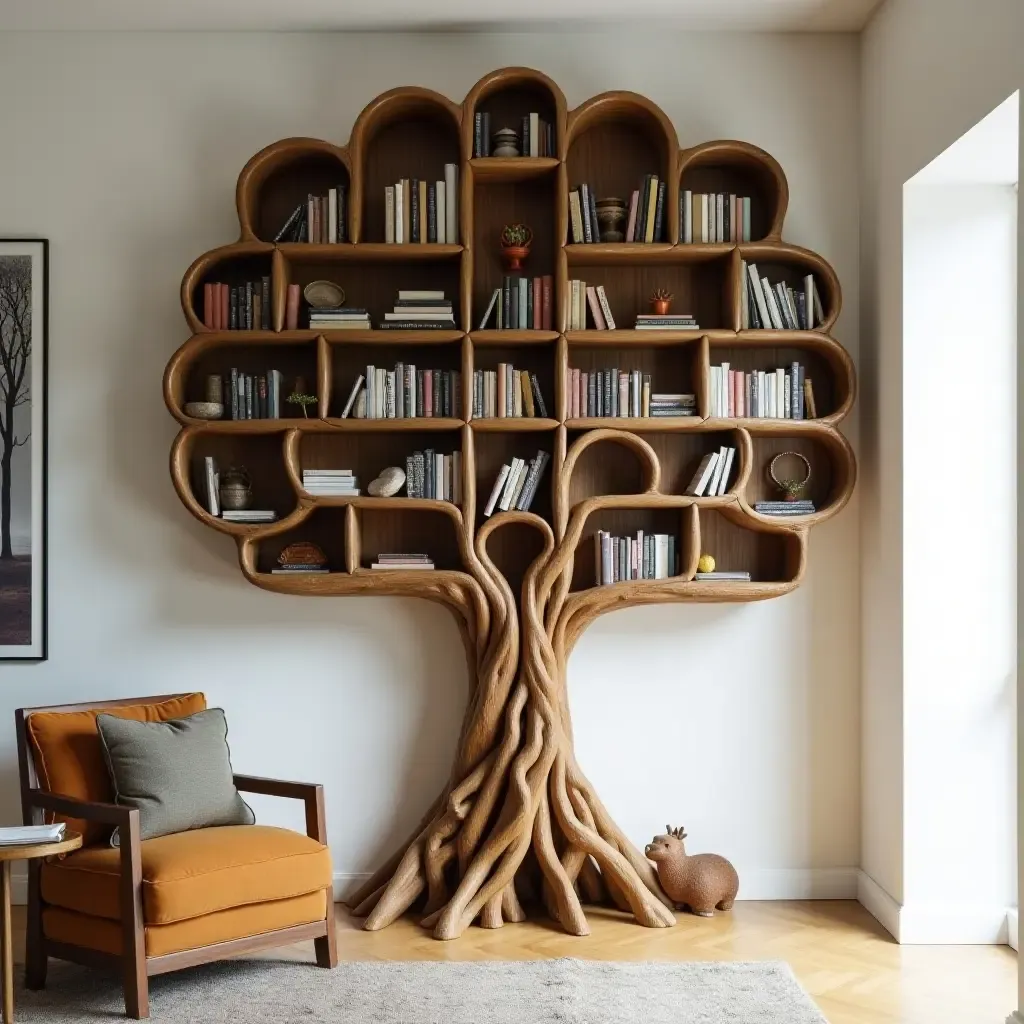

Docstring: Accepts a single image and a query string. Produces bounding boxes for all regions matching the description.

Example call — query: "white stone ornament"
[367,466,406,497]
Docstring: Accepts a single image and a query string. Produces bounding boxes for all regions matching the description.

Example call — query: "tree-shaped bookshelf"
[165,68,856,941]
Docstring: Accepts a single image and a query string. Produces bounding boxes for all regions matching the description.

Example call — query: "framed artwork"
[0,240,48,660]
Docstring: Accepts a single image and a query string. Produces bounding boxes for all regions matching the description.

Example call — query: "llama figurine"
[645,825,739,917]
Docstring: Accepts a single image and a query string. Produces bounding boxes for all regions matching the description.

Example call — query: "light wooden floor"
[13,902,1018,1024]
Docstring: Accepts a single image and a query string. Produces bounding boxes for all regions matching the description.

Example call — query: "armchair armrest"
[233,775,327,845]
[28,789,136,829]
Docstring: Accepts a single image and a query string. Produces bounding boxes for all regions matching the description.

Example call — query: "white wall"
[860,0,1024,940]
[0,30,861,898]
[902,180,1017,941]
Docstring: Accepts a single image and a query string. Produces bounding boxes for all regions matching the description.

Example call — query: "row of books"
[472,112,555,157]
[482,450,550,516]
[684,447,737,497]
[477,276,554,331]
[709,362,815,420]
[219,369,285,420]
[383,168,459,244]
[274,187,348,244]
[681,192,753,244]
[372,553,434,571]
[566,368,696,419]
[472,367,548,419]
[742,263,824,331]
[568,280,615,330]
[302,469,359,497]
[405,449,462,503]
[568,177,669,245]
[202,279,271,331]
[378,290,455,330]
[340,365,462,420]
[595,531,677,585]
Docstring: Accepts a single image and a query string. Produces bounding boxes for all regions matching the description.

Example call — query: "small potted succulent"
[650,287,673,315]
[499,223,533,272]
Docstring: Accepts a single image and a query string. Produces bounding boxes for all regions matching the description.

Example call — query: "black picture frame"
[0,239,48,661]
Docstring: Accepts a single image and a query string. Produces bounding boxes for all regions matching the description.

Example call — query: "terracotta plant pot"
[651,298,671,315]
[500,244,531,272]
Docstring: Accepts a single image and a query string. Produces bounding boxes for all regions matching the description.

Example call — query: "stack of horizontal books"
[302,470,359,497]
[379,291,455,330]
[371,554,434,571]
[308,307,370,331]
[633,313,699,331]
[695,571,752,582]
[222,510,277,524]
[754,500,815,517]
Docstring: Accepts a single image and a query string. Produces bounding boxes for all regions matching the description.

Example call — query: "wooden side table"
[0,833,82,1023]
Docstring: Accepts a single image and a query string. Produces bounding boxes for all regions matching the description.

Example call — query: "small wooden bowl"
[303,280,345,308]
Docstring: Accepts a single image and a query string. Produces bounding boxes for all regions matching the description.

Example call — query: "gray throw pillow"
[96,708,254,846]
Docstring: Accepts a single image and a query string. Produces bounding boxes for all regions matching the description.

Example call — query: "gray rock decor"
[367,466,406,497]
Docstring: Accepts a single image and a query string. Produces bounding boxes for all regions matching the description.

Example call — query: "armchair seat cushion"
[41,825,332,926]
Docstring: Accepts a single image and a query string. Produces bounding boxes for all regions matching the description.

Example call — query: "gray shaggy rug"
[17,957,828,1022]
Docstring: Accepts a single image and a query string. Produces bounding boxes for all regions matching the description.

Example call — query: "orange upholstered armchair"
[14,693,337,1019]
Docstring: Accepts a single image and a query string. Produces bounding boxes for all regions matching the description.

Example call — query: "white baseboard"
[333,872,372,903]
[857,870,900,939]
[856,870,1011,945]
[1008,908,1018,951]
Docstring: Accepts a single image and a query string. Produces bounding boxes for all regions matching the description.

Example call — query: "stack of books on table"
[695,571,752,582]
[634,313,699,331]
[371,554,434,571]
[221,510,277,524]
[378,291,456,331]
[302,470,359,497]
[755,500,816,517]
[483,450,550,516]
[0,823,66,846]
[685,447,737,497]
[595,531,676,585]
[309,307,370,331]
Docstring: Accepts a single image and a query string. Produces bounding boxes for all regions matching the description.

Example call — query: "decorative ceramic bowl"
[595,197,627,243]
[491,128,520,158]
[303,280,345,308]
[184,401,224,420]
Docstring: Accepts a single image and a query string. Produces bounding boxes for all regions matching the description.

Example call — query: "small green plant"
[500,223,533,248]
[286,391,318,418]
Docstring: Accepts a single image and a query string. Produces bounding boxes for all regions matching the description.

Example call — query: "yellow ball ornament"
[697,554,715,574]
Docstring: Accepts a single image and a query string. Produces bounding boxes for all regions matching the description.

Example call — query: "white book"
[204,456,219,516]
[0,823,66,846]
[716,193,725,243]
[757,370,766,417]
[740,261,749,330]
[685,452,719,496]
[444,163,458,244]
[398,290,445,300]
[509,457,533,507]
[497,460,524,512]
[747,263,771,330]
[353,389,366,418]
[707,445,729,496]
[701,194,709,244]
[384,187,395,244]
[366,364,375,418]
[719,362,730,419]
[682,189,692,243]
[784,374,791,419]
[328,188,338,243]
[776,369,786,418]
[268,368,283,418]
[595,285,616,330]
[529,112,540,157]
[654,535,667,580]
[478,287,500,330]
[436,180,446,244]
[394,182,404,244]
[340,375,364,419]
[484,464,511,517]
[762,278,785,329]
[434,452,444,500]
[717,447,736,496]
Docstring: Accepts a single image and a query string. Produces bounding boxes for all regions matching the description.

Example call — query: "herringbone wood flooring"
[12,902,1017,1023]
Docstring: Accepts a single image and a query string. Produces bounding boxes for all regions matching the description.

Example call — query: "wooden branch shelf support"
[164,66,856,941]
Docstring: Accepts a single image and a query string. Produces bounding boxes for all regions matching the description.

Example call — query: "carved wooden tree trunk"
[348,512,675,939]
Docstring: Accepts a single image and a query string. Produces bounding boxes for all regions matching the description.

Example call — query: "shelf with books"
[465,68,563,161]
[329,340,463,420]
[678,141,787,244]
[252,506,350,575]
[236,138,351,244]
[470,343,555,422]
[276,251,464,332]
[697,508,802,585]
[706,335,854,423]
[564,337,704,420]
[357,504,463,572]
[564,250,737,332]
[353,88,462,244]
[182,244,275,334]
[181,431,296,531]
[475,430,556,527]
[296,430,464,504]
[738,243,840,333]
[566,93,678,245]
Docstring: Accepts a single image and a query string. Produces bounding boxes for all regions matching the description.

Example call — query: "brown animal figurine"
[645,825,739,917]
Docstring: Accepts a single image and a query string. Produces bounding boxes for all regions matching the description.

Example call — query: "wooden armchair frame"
[15,695,337,1020]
